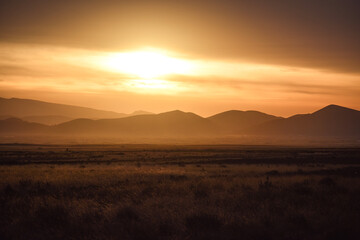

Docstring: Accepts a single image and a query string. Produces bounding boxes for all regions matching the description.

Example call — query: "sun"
[101,49,193,79]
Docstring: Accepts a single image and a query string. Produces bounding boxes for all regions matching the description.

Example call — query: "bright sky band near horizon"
[0,0,359,117]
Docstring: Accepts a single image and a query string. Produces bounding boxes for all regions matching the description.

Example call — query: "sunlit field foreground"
[1,145,360,240]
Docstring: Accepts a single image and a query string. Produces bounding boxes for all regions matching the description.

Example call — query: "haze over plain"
[0,97,359,145]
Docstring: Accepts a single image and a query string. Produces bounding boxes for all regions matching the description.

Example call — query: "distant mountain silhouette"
[0,97,125,118]
[208,110,281,134]
[0,97,152,125]
[249,105,360,137]
[130,110,153,116]
[0,118,48,134]
[54,110,216,137]
[0,100,359,143]
[22,115,74,125]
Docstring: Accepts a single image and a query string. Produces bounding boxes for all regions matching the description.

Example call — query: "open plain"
[0,144,359,239]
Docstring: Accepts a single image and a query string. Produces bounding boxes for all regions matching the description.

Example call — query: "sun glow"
[123,79,185,94]
[101,50,193,79]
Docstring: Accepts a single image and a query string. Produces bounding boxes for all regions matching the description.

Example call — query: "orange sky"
[0,0,359,117]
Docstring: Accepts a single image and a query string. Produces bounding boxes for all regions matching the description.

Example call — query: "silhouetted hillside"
[0,118,49,133]
[22,115,73,125]
[130,110,153,116]
[0,97,126,119]
[250,105,360,137]
[0,103,359,143]
[208,110,281,134]
[54,110,217,137]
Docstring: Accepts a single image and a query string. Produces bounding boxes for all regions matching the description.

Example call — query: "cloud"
[0,42,359,115]
[176,76,356,98]
[0,0,359,73]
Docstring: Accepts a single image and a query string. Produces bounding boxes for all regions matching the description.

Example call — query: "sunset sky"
[0,0,359,117]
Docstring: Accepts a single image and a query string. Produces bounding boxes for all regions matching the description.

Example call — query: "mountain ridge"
[0,99,359,143]
[0,97,153,125]
[248,104,360,137]
[208,110,282,134]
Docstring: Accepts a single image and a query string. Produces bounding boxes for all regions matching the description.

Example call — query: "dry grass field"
[1,145,360,240]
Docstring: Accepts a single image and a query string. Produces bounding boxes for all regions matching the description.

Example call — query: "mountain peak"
[323,104,347,110]
[207,109,281,134]
[159,110,193,115]
[208,109,280,119]
[0,97,126,119]
[157,110,203,119]
[314,104,358,115]
[131,110,153,116]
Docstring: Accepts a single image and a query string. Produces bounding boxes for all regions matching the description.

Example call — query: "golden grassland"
[1,145,360,240]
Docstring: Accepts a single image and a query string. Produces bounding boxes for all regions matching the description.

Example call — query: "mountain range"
[0,97,359,143]
[0,97,152,125]
[248,105,360,137]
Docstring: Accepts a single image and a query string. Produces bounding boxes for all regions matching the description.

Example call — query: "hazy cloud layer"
[0,43,359,116]
[0,0,359,73]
